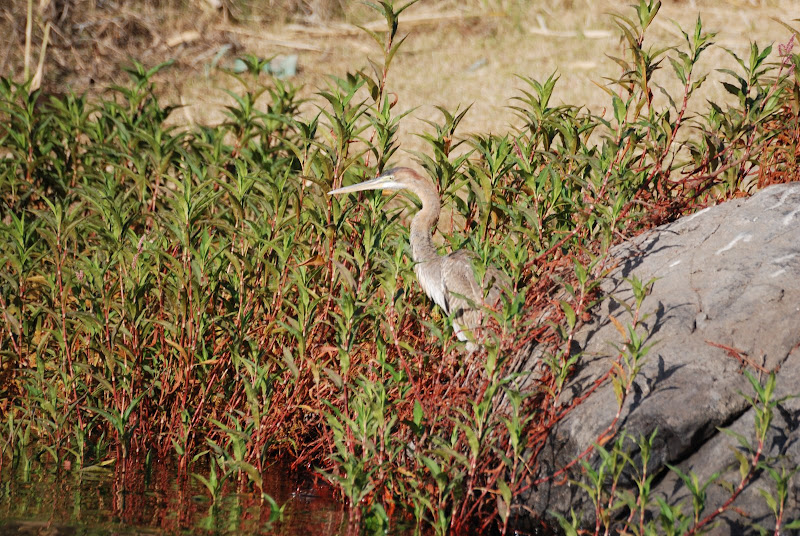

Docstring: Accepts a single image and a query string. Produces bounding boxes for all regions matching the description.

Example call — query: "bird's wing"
[439,251,512,348]
[441,251,485,312]
[443,251,510,305]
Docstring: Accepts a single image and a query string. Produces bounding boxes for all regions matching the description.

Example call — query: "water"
[0,460,556,535]
[0,460,349,535]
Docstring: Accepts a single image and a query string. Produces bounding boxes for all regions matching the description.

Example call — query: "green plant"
[1,0,799,533]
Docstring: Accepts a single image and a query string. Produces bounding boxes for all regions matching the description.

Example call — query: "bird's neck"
[409,183,441,263]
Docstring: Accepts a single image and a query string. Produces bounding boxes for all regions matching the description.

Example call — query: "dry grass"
[181,0,797,155]
[1,0,797,153]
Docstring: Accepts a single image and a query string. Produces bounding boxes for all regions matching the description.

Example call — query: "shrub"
[1,1,798,533]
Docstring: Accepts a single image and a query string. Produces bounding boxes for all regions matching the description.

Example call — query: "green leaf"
[413,399,424,426]
[560,300,577,330]
[613,95,627,124]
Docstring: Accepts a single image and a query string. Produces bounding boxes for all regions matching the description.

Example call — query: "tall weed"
[1,0,799,533]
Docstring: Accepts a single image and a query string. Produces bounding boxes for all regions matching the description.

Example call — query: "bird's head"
[328,167,431,196]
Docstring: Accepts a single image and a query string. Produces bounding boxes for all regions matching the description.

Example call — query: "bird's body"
[329,167,508,352]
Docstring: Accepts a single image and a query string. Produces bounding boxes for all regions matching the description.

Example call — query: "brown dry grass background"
[2,0,797,154]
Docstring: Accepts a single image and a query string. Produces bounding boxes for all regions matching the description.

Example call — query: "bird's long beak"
[328,174,401,195]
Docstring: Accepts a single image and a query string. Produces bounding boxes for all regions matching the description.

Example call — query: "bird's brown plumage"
[329,167,509,352]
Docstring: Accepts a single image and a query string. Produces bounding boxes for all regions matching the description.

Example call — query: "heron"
[328,167,509,352]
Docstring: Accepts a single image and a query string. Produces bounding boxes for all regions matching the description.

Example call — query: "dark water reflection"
[0,460,351,535]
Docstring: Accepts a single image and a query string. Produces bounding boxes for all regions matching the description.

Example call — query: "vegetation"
[1,1,799,534]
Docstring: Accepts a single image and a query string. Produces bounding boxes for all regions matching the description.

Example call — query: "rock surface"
[522,183,800,534]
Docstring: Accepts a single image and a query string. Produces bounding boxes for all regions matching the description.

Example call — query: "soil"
[1,0,796,154]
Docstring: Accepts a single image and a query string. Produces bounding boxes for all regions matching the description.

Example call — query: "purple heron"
[329,167,508,352]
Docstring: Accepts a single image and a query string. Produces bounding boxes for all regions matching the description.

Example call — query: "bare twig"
[285,11,493,37]
[219,24,324,51]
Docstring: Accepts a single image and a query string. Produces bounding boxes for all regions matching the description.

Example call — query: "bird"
[328,167,509,352]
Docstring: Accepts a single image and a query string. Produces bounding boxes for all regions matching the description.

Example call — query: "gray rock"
[521,183,800,534]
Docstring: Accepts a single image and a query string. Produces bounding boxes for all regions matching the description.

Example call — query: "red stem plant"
[1,1,799,534]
